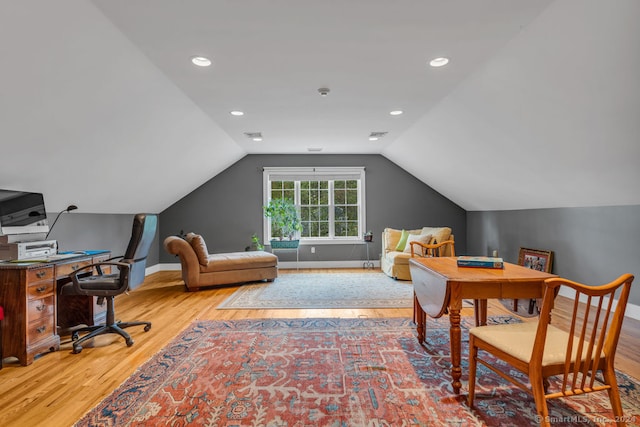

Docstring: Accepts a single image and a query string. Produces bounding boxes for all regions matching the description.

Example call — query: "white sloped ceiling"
[0,1,244,213]
[384,0,640,211]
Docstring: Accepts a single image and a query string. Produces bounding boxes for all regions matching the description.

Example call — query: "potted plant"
[263,198,302,248]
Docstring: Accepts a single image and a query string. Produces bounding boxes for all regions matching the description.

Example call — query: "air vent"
[369,132,388,138]
[244,132,263,141]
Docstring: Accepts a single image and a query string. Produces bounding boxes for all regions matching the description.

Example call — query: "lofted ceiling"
[0,0,638,213]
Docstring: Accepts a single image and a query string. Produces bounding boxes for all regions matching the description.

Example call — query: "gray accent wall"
[467,205,640,306]
[159,154,467,264]
[45,213,160,265]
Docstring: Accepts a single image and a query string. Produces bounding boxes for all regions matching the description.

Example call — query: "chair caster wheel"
[126,338,134,347]
[73,345,83,354]
[144,325,151,332]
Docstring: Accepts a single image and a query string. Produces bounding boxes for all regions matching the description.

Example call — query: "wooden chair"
[409,239,455,258]
[468,273,634,426]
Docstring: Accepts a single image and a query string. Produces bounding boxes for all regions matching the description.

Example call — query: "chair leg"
[71,296,151,354]
[513,299,519,312]
[468,335,478,407]
[530,370,550,426]
[603,365,626,425]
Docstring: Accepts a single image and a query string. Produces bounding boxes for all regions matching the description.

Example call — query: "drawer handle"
[36,285,47,293]
[36,326,46,334]
[36,304,47,312]
[36,271,46,278]
[71,264,80,271]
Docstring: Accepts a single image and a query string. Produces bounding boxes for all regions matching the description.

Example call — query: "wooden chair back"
[409,239,455,258]
[535,274,633,399]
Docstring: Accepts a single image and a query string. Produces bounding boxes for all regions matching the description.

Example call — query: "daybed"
[380,227,454,280]
[164,233,278,291]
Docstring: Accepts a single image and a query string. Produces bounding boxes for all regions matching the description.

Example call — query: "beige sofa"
[380,227,454,280]
[164,234,278,291]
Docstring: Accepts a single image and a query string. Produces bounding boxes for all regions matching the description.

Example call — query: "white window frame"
[263,167,366,245]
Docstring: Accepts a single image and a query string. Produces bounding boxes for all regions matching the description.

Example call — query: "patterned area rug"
[217,272,414,309]
[76,317,639,426]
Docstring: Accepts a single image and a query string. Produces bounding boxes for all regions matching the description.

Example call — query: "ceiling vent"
[244,132,263,141]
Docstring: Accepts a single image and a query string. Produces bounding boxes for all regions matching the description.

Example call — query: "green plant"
[251,233,264,251]
[263,198,302,240]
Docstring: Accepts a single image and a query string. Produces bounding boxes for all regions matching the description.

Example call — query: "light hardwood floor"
[1,269,638,427]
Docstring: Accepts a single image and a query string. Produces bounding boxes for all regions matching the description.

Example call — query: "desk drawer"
[27,266,54,282]
[27,316,56,345]
[27,280,55,299]
[57,259,92,278]
[28,296,55,321]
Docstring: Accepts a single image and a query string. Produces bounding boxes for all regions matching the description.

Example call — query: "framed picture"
[518,247,553,273]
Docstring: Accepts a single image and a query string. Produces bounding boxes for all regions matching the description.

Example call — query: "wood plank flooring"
[1,269,638,427]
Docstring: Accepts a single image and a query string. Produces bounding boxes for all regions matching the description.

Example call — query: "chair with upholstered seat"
[60,213,157,354]
[468,273,634,426]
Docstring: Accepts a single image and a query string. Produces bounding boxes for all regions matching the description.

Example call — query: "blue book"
[457,256,504,269]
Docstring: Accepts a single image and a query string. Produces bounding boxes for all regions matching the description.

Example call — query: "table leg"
[414,293,426,344]
[449,305,463,394]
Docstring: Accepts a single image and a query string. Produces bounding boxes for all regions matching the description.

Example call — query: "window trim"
[262,167,366,245]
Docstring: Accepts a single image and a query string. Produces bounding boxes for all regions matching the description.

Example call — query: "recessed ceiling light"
[252,137,263,142]
[191,56,212,67]
[369,137,379,141]
[230,110,244,116]
[429,57,449,67]
[389,110,403,116]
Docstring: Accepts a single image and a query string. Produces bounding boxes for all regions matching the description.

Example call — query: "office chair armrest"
[68,261,131,294]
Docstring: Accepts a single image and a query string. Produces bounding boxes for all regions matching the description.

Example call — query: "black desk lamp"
[45,205,78,239]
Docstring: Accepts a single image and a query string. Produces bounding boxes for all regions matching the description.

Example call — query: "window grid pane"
[268,177,361,241]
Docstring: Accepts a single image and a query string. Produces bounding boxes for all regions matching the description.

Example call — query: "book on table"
[457,256,504,269]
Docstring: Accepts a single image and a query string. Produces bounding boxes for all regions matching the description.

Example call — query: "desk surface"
[0,250,110,269]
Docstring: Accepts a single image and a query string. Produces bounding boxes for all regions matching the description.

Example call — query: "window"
[263,167,366,244]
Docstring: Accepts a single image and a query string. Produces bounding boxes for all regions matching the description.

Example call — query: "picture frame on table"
[517,247,553,273]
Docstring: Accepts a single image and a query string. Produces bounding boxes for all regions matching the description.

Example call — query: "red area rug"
[75,317,640,426]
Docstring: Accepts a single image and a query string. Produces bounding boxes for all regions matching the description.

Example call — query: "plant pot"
[270,239,300,249]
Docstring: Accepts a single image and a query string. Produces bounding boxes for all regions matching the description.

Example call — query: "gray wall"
[45,212,160,265]
[159,154,467,263]
[467,205,640,306]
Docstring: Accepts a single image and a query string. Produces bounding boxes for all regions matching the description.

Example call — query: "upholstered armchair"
[380,227,454,280]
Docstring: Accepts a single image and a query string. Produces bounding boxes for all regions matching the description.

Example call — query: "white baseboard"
[557,287,640,321]
[156,260,380,272]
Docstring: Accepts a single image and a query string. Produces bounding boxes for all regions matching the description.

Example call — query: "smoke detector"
[317,87,330,97]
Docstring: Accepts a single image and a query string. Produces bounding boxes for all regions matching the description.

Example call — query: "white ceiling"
[1,0,638,213]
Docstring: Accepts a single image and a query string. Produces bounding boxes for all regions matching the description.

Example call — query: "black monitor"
[0,189,50,235]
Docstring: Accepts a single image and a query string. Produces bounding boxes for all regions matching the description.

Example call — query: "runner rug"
[217,272,414,309]
[75,317,640,426]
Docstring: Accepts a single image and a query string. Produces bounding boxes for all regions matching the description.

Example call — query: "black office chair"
[60,213,157,354]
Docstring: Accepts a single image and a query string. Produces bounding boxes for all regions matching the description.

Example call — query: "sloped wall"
[159,154,466,265]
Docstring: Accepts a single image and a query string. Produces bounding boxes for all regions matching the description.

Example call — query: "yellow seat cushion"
[470,322,603,366]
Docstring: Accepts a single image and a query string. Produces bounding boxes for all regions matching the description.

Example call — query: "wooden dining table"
[409,256,557,394]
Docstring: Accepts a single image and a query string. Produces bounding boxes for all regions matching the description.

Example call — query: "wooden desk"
[409,256,556,394]
[0,251,110,365]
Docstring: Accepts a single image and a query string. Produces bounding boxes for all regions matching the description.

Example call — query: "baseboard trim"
[157,260,379,271]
